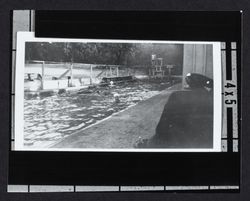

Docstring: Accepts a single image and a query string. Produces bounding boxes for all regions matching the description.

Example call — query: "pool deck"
[51,83,182,149]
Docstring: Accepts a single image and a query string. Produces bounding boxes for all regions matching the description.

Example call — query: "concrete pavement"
[51,84,182,149]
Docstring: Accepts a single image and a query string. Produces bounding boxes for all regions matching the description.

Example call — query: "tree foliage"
[25,42,183,74]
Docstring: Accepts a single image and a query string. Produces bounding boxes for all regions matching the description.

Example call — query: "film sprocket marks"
[13,32,222,152]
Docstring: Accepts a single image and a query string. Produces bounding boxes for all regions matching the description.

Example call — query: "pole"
[90,64,93,85]
[41,61,45,90]
[70,63,73,87]
[110,66,112,77]
[116,66,119,77]
[168,65,172,83]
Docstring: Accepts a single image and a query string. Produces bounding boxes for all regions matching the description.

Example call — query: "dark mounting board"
[9,11,241,188]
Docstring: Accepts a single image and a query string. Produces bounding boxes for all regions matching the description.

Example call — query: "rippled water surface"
[24,81,172,147]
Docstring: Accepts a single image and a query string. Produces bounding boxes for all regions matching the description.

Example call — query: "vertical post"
[90,64,93,85]
[168,67,171,81]
[109,66,112,77]
[116,66,119,77]
[41,61,45,90]
[167,65,173,83]
[70,63,73,87]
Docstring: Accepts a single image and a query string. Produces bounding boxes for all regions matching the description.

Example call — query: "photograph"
[14,32,222,151]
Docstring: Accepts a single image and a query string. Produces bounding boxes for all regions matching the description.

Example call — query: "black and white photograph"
[14,32,222,151]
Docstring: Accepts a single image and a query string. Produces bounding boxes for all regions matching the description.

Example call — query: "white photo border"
[14,31,222,152]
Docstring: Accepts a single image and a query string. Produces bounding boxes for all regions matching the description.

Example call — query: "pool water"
[24,80,173,147]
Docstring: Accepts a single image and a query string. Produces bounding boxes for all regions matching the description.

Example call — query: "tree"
[25,41,183,75]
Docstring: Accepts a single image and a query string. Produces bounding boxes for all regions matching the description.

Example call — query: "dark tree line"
[25,42,184,74]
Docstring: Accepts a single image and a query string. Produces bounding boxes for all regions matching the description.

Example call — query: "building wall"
[182,44,213,88]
